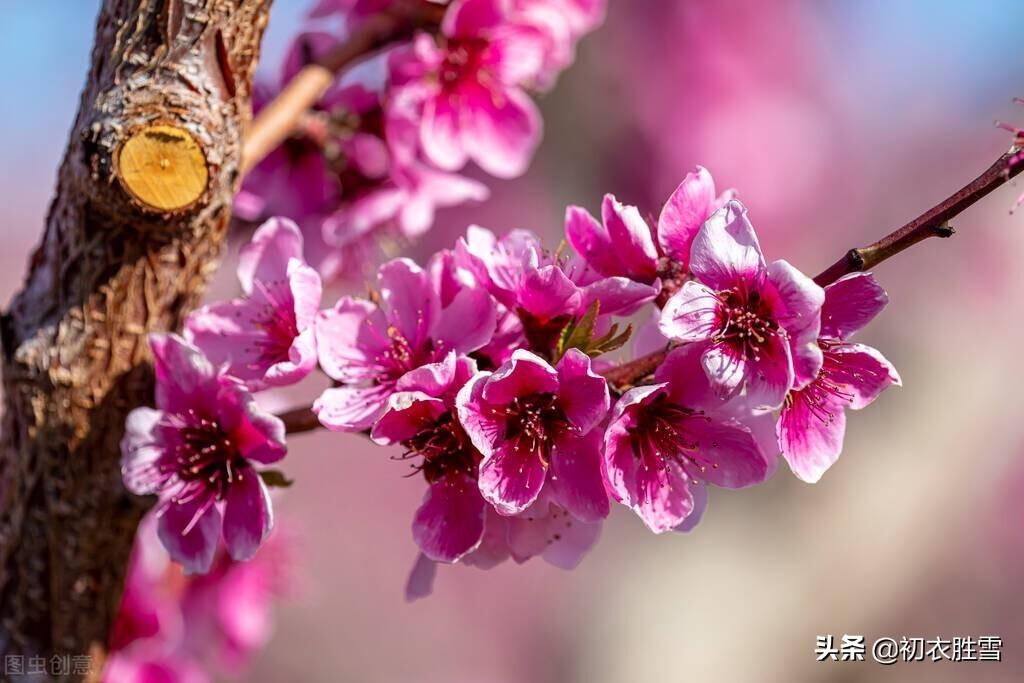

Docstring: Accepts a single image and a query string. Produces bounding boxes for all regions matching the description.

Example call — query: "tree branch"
[239,0,445,175]
[0,0,271,674]
[279,406,321,435]
[813,147,1024,286]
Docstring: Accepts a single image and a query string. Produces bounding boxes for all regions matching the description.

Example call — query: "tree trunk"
[0,0,271,677]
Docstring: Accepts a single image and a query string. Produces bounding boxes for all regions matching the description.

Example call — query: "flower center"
[399,412,479,483]
[716,287,781,360]
[502,393,570,466]
[167,410,248,502]
[439,39,489,91]
[630,396,719,481]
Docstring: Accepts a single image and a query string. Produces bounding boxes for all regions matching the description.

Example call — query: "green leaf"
[591,323,633,356]
[259,469,294,489]
[557,299,600,359]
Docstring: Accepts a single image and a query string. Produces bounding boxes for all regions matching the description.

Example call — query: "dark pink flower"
[315,257,496,431]
[388,0,547,178]
[456,348,610,517]
[121,335,286,574]
[371,353,487,562]
[186,218,321,391]
[777,273,901,482]
[512,0,605,89]
[602,344,769,533]
[659,200,824,409]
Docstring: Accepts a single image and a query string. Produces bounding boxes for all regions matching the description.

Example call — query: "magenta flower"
[777,273,901,483]
[565,168,731,285]
[371,353,487,563]
[513,0,605,88]
[186,218,322,391]
[388,0,546,178]
[456,348,610,517]
[121,335,286,574]
[315,257,496,431]
[602,344,769,533]
[456,225,656,326]
[659,200,824,409]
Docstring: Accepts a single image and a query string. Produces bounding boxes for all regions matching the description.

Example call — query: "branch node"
[932,222,955,238]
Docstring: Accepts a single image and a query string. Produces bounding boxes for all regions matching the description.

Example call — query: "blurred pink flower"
[388,0,546,177]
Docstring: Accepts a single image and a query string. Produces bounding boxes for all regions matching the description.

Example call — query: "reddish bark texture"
[0,0,271,674]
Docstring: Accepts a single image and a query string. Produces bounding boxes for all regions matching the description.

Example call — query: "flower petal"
[689,200,765,291]
[462,86,541,179]
[413,473,486,562]
[777,390,847,484]
[158,497,221,575]
[121,408,166,496]
[237,217,304,295]
[481,349,559,405]
[601,194,658,282]
[767,259,824,388]
[404,553,437,602]
[548,431,609,522]
[314,384,391,432]
[554,348,609,435]
[659,280,722,343]
[821,272,889,340]
[222,470,273,562]
[827,343,902,410]
[478,441,547,515]
[657,166,716,266]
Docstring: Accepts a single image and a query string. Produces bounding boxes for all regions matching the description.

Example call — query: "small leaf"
[259,469,294,489]
[557,299,600,359]
[591,323,633,356]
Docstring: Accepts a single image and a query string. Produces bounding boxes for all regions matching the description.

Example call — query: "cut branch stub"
[117,124,209,212]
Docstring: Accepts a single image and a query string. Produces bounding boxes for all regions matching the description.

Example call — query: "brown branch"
[813,147,1024,286]
[279,406,322,435]
[239,0,445,175]
[0,0,271,674]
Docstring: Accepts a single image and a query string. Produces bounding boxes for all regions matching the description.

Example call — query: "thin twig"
[606,147,1024,390]
[278,406,321,435]
[240,0,445,175]
[813,147,1023,286]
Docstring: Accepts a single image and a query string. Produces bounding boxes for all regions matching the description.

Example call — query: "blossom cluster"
[122,166,900,596]
[236,0,605,281]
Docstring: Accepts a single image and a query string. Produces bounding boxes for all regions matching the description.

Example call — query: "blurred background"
[3,1,1024,681]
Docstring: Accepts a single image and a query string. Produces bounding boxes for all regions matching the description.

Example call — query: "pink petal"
[658,280,722,343]
[601,194,658,281]
[821,272,889,340]
[456,372,504,457]
[313,384,390,432]
[548,430,609,522]
[682,417,767,489]
[482,349,559,405]
[565,205,618,276]
[673,482,708,533]
[121,408,165,496]
[580,276,658,316]
[777,390,847,484]
[462,507,511,569]
[158,496,221,575]
[413,473,487,562]
[656,344,720,410]
[478,441,547,515]
[518,264,582,319]
[462,86,541,179]
[505,499,600,568]
[443,0,504,37]
[767,259,824,388]
[657,166,716,266]
[689,200,765,291]
[216,381,286,464]
[434,286,497,355]
[740,331,794,410]
[700,342,748,402]
[237,218,304,295]
[222,470,273,562]
[421,96,468,172]
[371,392,447,445]
[314,298,386,383]
[379,258,441,349]
[149,334,218,416]
[554,348,610,435]
[827,343,902,409]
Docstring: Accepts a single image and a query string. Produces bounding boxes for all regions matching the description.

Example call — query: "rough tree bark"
[0,0,271,676]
